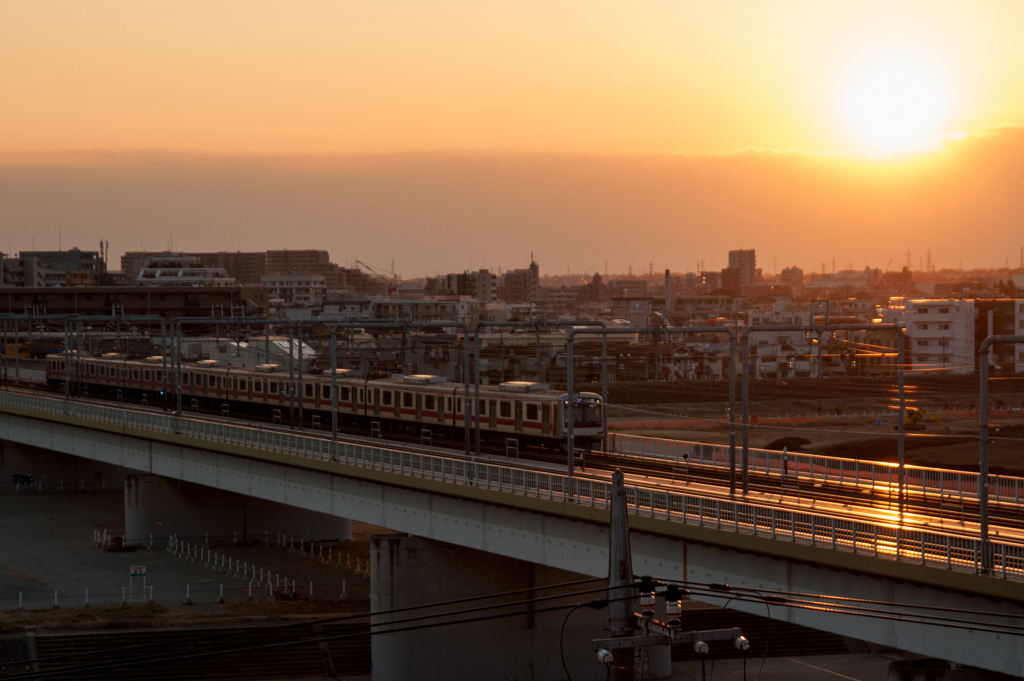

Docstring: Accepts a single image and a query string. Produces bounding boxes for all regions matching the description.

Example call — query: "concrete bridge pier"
[370,533,618,681]
[124,474,352,545]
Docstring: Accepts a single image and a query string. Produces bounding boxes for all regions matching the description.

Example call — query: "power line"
[5,576,607,670]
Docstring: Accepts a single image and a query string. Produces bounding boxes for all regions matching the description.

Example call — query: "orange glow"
[1,2,1023,271]
[0,1,1021,156]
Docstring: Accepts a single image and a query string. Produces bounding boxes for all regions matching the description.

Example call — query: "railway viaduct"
[2,391,1023,679]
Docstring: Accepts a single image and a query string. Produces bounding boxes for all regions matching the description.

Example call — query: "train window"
[447,397,453,413]
[526,404,538,421]
[322,385,331,399]
[132,369,139,380]
[425,395,435,411]
[456,398,463,413]
[89,364,97,375]
[208,375,216,388]
[341,387,350,401]
[144,370,151,381]
[240,379,248,391]
[99,366,106,377]
[478,399,486,416]
[254,379,263,393]
[382,391,392,406]
[500,401,511,418]
[403,392,413,408]
[156,371,163,382]
[183,373,190,385]
[269,381,278,394]
[305,384,313,398]
[358,389,364,403]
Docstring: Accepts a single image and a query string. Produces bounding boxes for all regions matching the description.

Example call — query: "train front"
[562,392,603,450]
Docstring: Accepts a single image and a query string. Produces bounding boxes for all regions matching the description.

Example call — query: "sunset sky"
[2,1,1022,274]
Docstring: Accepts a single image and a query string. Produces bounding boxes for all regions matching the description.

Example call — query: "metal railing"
[1,389,1020,581]
[608,432,1024,507]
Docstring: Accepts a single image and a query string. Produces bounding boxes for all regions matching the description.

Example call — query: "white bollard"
[269,582,273,597]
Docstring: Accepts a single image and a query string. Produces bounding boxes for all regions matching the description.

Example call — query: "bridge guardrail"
[608,432,1024,508]
[1,389,1020,582]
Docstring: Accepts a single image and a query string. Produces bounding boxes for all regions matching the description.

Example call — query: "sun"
[840,52,950,152]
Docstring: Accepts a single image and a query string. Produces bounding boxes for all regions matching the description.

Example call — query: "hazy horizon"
[2,126,1023,277]
[3,2,1024,277]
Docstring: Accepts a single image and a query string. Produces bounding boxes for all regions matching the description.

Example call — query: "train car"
[45,353,604,451]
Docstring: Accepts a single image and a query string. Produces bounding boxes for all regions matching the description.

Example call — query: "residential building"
[21,248,107,286]
[135,256,237,287]
[262,273,328,306]
[0,285,269,321]
[438,269,498,302]
[780,266,804,288]
[883,298,976,374]
[500,259,540,304]
[608,279,648,297]
[265,250,330,276]
[1,255,47,287]
[720,267,742,294]
[728,249,757,292]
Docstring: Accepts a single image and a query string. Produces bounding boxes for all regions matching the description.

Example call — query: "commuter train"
[45,353,604,451]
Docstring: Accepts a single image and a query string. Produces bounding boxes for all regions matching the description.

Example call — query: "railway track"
[5,383,1022,539]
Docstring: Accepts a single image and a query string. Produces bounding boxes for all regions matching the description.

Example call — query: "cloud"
[1,126,1022,274]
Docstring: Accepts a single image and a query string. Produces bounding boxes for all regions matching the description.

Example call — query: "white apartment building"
[261,273,327,306]
[137,256,237,287]
[885,298,976,374]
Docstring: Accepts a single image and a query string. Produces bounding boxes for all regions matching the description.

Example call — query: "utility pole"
[594,471,746,679]
[607,470,635,680]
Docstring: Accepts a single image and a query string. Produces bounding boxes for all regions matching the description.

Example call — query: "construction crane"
[355,259,399,295]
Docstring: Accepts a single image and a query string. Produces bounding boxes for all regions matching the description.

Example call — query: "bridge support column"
[124,474,352,545]
[370,534,609,681]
